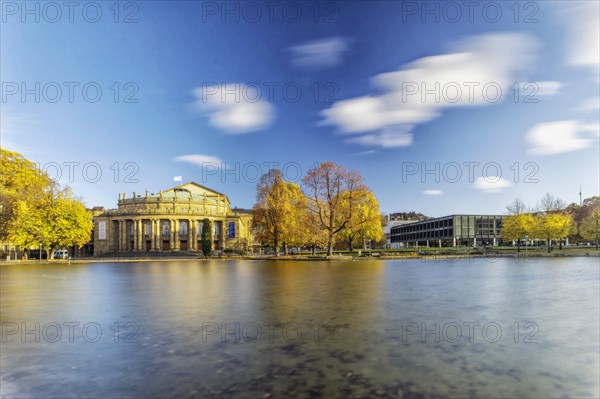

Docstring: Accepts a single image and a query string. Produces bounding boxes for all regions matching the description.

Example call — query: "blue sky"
[2,1,599,216]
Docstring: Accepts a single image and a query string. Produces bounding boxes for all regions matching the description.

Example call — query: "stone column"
[453,237,457,247]
[493,237,497,247]
[117,220,123,252]
[153,220,160,250]
[121,220,127,251]
[174,219,180,250]
[473,237,477,247]
[154,219,162,251]
[438,239,442,248]
[169,219,175,251]
[133,220,138,251]
[190,220,196,250]
[138,220,144,250]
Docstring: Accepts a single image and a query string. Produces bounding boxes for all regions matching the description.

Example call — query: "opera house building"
[93,182,253,256]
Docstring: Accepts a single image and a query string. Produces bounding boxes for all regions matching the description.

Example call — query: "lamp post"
[39,243,42,263]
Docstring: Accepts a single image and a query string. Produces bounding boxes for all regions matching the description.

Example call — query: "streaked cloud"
[288,37,350,69]
[173,154,223,167]
[517,81,562,97]
[473,177,512,193]
[351,149,377,156]
[192,84,274,134]
[422,189,444,196]
[575,97,600,113]
[563,1,600,70]
[526,120,597,155]
[320,33,538,148]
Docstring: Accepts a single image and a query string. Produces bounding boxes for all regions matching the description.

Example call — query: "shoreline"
[2,251,598,265]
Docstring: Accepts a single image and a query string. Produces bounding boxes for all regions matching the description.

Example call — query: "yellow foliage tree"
[1,149,93,259]
[339,188,383,251]
[531,213,573,252]
[302,162,366,256]
[252,169,306,256]
[580,207,600,249]
[500,213,535,252]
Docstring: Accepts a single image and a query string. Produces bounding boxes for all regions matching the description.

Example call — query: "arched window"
[180,221,188,236]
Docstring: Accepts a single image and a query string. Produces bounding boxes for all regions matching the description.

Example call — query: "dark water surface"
[1,258,598,398]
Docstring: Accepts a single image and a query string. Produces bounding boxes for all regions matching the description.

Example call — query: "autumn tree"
[1,149,92,259]
[303,207,329,256]
[531,213,573,252]
[252,169,306,256]
[0,149,52,241]
[339,188,383,250]
[302,162,366,256]
[500,213,535,252]
[580,208,600,249]
[279,183,309,254]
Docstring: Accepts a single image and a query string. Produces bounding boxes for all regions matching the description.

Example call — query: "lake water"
[1,258,598,398]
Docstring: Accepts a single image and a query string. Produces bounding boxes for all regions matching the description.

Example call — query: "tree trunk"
[311,245,316,256]
[362,236,367,251]
[347,237,353,251]
[327,242,333,256]
[517,239,521,253]
[283,242,288,256]
[547,239,551,253]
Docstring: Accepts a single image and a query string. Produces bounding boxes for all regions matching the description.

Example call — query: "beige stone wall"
[93,205,254,255]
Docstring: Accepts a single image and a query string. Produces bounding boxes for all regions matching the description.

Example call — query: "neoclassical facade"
[93,182,253,255]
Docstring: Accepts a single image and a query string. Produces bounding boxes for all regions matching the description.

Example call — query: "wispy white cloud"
[351,149,377,156]
[173,154,223,167]
[192,84,274,134]
[575,97,600,113]
[526,120,597,155]
[473,177,511,193]
[320,33,538,148]
[563,1,600,71]
[347,130,413,148]
[515,81,562,97]
[288,37,350,69]
[422,189,444,196]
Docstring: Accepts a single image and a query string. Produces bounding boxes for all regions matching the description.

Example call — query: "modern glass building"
[389,215,505,247]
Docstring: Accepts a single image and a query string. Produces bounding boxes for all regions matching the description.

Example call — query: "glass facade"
[390,215,504,246]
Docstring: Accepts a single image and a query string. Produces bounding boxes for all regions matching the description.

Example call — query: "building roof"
[141,182,230,202]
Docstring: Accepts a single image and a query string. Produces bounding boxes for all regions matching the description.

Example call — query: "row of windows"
[391,228,453,242]
[121,221,234,238]
[390,215,504,241]
[390,218,453,234]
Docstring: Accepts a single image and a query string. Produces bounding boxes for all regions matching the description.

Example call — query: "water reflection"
[1,258,598,398]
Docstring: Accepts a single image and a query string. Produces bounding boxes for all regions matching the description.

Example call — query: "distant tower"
[579,184,582,206]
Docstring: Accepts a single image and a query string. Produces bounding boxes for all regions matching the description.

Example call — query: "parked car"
[54,249,69,259]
